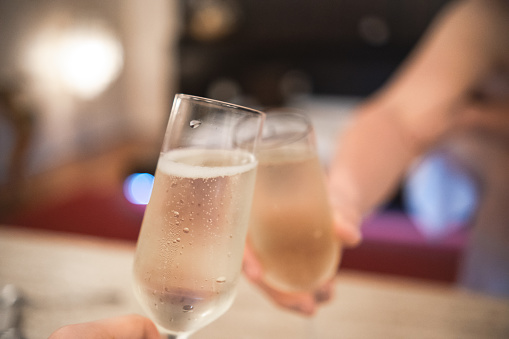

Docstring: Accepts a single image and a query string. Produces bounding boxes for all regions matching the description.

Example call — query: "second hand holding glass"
[248,111,342,308]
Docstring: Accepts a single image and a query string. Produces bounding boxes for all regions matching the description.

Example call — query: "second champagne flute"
[248,111,341,307]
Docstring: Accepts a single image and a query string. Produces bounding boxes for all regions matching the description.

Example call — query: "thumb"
[332,207,362,247]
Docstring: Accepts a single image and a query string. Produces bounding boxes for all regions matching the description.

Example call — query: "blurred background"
[1,0,468,284]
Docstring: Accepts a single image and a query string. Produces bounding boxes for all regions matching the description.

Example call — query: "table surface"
[1,225,508,339]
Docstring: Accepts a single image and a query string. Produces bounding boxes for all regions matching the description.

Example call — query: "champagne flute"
[247,111,341,322]
[132,94,265,339]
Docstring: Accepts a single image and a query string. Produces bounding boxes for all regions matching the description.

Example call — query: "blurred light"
[58,27,123,99]
[25,21,123,99]
[358,16,390,46]
[206,77,241,102]
[280,70,313,100]
[188,0,240,41]
[124,173,154,205]
[404,153,479,240]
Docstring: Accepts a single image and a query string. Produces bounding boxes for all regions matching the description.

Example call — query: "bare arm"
[329,0,509,239]
[243,0,509,314]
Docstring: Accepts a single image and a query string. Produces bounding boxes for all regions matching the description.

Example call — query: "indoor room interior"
[1,0,508,338]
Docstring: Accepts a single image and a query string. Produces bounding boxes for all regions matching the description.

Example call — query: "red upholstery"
[3,189,145,241]
[341,212,468,283]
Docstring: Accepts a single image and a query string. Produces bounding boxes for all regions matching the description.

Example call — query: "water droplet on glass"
[183,227,190,233]
[216,276,226,283]
[183,305,194,312]
[190,120,201,128]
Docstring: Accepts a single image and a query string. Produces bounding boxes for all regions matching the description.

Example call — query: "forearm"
[329,0,509,218]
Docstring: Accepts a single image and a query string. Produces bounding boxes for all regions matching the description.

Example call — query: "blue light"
[405,153,478,240]
[123,173,154,205]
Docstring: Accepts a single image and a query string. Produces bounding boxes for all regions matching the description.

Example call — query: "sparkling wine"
[133,148,257,335]
[249,146,341,292]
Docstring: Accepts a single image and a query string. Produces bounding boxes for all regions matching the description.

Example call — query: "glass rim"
[258,110,314,149]
[175,93,265,117]
[265,110,312,133]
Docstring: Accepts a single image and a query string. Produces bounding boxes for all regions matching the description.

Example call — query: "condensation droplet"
[183,227,190,233]
[216,276,226,283]
[183,304,194,312]
[189,120,201,128]
[173,211,180,218]
[176,238,181,242]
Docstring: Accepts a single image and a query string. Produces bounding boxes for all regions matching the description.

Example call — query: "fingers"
[243,243,318,316]
[49,314,161,339]
[259,282,318,316]
[313,278,334,304]
[242,241,264,283]
[243,243,338,316]
[332,207,362,247]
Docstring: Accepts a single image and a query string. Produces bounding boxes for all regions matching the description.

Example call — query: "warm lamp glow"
[25,21,123,99]
[58,28,123,99]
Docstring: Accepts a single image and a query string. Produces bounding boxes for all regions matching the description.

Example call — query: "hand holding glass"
[248,112,341,296]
